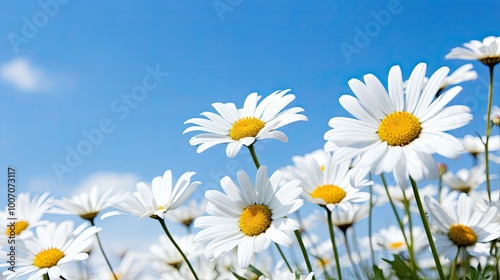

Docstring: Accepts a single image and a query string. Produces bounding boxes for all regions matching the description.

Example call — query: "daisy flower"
[0,192,51,244]
[328,202,369,232]
[194,166,303,269]
[48,186,121,221]
[445,36,500,66]
[2,221,100,280]
[442,164,490,194]
[372,225,428,254]
[103,170,200,220]
[461,134,500,158]
[288,150,371,211]
[425,193,500,260]
[184,89,307,158]
[149,234,203,271]
[165,199,207,229]
[324,63,472,187]
[440,63,478,90]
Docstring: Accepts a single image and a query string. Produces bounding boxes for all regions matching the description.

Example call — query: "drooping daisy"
[48,186,121,221]
[165,199,207,229]
[184,89,307,158]
[325,63,472,187]
[445,36,500,66]
[441,63,478,90]
[460,134,500,158]
[0,192,52,244]
[149,234,203,271]
[194,166,303,269]
[328,202,369,232]
[425,193,500,260]
[442,164,490,194]
[103,170,200,220]
[2,221,100,280]
[288,150,371,211]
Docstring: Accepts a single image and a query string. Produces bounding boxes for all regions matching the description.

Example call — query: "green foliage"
[466,264,496,280]
[372,264,386,280]
[382,254,421,280]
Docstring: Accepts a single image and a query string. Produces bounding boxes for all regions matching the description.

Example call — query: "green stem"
[438,173,443,203]
[351,227,370,279]
[342,229,362,280]
[402,193,418,273]
[248,144,261,169]
[326,208,343,280]
[274,242,293,273]
[89,219,117,280]
[294,230,316,280]
[485,64,495,201]
[43,274,49,280]
[157,218,199,280]
[450,248,460,280]
[462,248,468,280]
[380,174,412,258]
[409,177,445,280]
[368,181,375,268]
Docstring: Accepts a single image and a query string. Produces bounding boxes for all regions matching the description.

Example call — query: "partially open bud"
[437,163,447,175]
[493,115,500,127]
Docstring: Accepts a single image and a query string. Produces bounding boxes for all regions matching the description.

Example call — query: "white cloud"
[72,171,141,196]
[0,56,51,92]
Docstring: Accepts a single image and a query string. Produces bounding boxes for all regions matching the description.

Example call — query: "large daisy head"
[287,150,371,211]
[2,221,100,280]
[425,193,500,260]
[445,36,500,66]
[184,89,307,158]
[103,170,200,220]
[325,63,472,187]
[194,166,303,269]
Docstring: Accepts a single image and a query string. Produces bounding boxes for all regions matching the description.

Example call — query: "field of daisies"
[2,36,500,280]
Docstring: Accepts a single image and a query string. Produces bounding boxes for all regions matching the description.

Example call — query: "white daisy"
[441,63,478,90]
[325,63,472,187]
[103,170,200,220]
[425,193,500,260]
[184,89,307,158]
[2,221,100,280]
[259,262,314,280]
[165,199,207,228]
[328,202,369,232]
[372,225,428,254]
[0,192,52,244]
[149,234,203,271]
[373,183,437,213]
[280,149,328,183]
[48,186,121,221]
[194,166,303,269]
[445,36,500,66]
[460,134,500,157]
[288,150,371,211]
[442,164,490,194]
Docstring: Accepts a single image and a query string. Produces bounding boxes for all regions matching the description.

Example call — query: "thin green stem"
[462,248,468,280]
[248,144,261,169]
[402,193,418,273]
[89,219,117,280]
[438,173,443,203]
[157,218,199,280]
[274,242,293,273]
[485,64,495,201]
[326,208,343,280]
[43,274,49,280]
[409,177,445,280]
[450,248,460,280]
[380,174,412,257]
[342,230,362,280]
[351,227,370,279]
[294,230,316,280]
[368,182,375,268]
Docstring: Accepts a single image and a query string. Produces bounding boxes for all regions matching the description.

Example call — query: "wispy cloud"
[72,171,141,195]
[0,56,52,92]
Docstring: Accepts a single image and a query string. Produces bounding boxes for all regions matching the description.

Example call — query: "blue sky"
[1,0,500,264]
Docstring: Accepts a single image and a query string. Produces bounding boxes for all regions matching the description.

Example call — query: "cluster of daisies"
[2,36,500,280]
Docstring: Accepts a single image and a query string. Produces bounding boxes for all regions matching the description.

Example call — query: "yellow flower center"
[229,117,265,141]
[158,206,165,211]
[454,185,472,194]
[378,112,422,146]
[5,221,29,236]
[239,204,272,236]
[320,165,325,172]
[33,248,65,268]
[80,212,98,221]
[311,184,346,204]
[388,241,405,250]
[448,224,476,247]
